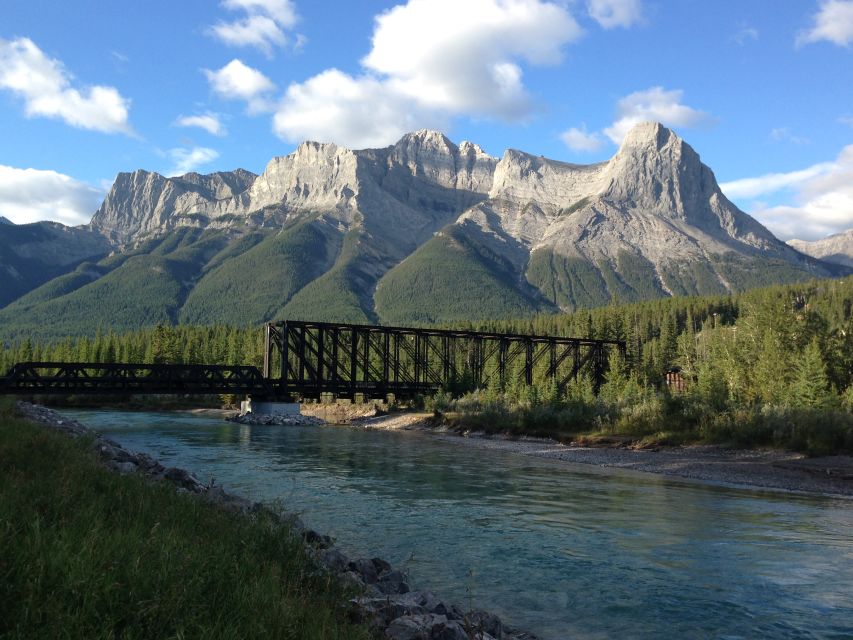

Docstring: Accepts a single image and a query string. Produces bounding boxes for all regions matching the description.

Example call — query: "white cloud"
[175,112,226,136]
[797,0,853,47]
[732,25,759,45]
[587,0,643,29]
[560,125,605,152]
[273,0,582,148]
[362,0,582,119]
[204,59,275,113]
[840,115,853,127]
[166,147,220,177]
[208,0,298,56]
[0,37,132,135]
[603,87,713,144]
[720,162,835,199]
[722,146,853,240]
[0,165,103,226]
[770,127,809,145]
[273,69,444,148]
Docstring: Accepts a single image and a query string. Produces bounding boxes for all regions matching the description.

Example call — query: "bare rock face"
[789,229,853,268]
[76,122,842,318]
[91,168,259,244]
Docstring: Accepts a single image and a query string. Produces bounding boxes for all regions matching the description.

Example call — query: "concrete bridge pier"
[240,397,300,417]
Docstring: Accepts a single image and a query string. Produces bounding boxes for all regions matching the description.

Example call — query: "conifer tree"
[790,339,832,408]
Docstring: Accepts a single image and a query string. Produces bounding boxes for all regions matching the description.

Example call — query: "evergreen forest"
[2,275,852,454]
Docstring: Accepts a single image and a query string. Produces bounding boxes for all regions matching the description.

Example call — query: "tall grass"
[434,387,853,456]
[0,400,373,639]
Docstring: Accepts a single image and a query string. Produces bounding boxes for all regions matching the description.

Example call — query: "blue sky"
[0,0,851,240]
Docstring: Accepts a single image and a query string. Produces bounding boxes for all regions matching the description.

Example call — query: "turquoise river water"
[65,409,853,640]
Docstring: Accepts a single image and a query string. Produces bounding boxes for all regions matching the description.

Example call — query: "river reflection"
[66,409,853,640]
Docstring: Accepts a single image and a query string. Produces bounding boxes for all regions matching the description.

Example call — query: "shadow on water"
[67,409,853,640]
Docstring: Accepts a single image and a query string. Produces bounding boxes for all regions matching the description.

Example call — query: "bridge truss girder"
[263,320,625,400]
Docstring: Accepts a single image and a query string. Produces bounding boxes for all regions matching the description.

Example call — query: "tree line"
[2,275,851,452]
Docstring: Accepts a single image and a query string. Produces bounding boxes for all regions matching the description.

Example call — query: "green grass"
[0,401,374,639]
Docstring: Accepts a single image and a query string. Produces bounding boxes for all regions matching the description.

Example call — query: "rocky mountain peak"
[789,229,853,268]
[618,121,676,152]
[0,216,13,225]
[603,122,710,218]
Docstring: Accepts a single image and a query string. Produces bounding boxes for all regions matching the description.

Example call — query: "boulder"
[377,568,410,595]
[465,610,503,638]
[385,614,448,640]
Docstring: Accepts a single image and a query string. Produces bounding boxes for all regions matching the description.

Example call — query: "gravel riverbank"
[343,412,853,498]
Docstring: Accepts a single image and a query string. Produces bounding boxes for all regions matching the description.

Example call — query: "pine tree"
[789,339,832,408]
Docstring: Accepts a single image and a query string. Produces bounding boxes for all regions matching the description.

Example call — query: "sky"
[0,0,851,241]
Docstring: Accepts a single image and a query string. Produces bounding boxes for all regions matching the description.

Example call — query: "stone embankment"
[228,412,326,426]
[17,402,537,640]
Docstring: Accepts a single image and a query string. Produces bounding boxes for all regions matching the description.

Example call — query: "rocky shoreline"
[336,410,853,498]
[16,402,537,640]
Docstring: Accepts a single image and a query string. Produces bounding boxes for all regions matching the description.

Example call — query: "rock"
[372,556,393,574]
[465,610,503,638]
[303,529,334,548]
[377,568,410,595]
[789,229,853,268]
[349,557,379,584]
[430,620,474,640]
[112,461,138,474]
[339,570,367,592]
[385,614,448,640]
[319,547,350,573]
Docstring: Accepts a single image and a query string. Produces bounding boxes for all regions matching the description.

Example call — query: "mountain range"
[788,230,853,268]
[0,122,848,341]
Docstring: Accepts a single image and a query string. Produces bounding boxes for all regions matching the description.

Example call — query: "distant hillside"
[0,123,848,341]
[789,230,853,268]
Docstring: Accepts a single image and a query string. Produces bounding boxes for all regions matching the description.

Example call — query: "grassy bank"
[430,384,853,456]
[0,400,373,639]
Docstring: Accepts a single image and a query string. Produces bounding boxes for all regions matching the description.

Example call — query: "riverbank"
[4,401,539,640]
[343,411,853,498]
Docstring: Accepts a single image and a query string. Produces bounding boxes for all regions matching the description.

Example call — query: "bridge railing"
[0,362,273,396]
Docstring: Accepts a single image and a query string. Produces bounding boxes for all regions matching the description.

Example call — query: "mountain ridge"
[0,123,848,340]
[788,230,853,268]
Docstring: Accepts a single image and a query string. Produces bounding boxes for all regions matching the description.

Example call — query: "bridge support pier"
[240,398,300,417]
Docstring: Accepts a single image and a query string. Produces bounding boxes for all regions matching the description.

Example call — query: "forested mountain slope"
[0,123,847,340]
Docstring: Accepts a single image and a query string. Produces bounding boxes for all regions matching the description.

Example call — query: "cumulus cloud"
[0,165,103,225]
[797,0,853,47]
[166,147,220,177]
[175,112,226,136]
[273,0,582,148]
[603,87,713,144]
[587,0,643,29]
[204,59,275,113]
[273,69,445,149]
[560,125,605,152]
[720,163,835,199]
[208,0,299,56]
[0,37,132,135]
[721,147,853,240]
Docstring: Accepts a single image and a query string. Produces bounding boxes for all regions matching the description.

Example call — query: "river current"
[65,409,853,640]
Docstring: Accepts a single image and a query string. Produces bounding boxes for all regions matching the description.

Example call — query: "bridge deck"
[0,321,625,399]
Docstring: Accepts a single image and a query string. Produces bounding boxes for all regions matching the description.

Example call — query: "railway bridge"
[0,320,625,400]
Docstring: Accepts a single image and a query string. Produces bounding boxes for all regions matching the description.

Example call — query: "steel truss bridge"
[0,320,624,400]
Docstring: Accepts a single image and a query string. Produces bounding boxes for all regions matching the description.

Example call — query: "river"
[65,409,853,640]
